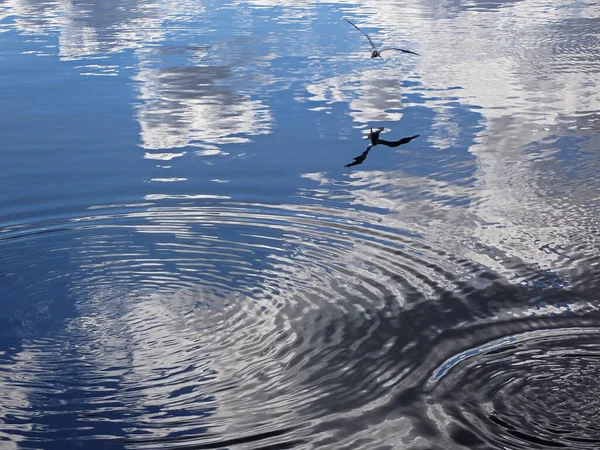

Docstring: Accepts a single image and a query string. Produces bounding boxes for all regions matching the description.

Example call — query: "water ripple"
[0,201,446,447]
[2,0,600,448]
[2,200,596,448]
[425,326,600,449]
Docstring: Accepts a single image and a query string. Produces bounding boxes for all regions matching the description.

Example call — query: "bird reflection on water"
[344,128,420,168]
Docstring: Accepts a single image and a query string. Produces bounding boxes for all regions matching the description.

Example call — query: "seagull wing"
[344,18,376,49]
[380,47,420,56]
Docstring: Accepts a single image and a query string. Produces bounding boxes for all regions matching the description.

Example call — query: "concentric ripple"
[2,0,600,448]
[1,200,595,449]
[0,201,473,449]
[425,326,600,449]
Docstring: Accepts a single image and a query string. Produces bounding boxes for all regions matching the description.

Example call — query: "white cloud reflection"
[133,61,273,151]
[1,0,599,446]
[299,0,600,283]
[305,69,406,124]
[3,0,274,153]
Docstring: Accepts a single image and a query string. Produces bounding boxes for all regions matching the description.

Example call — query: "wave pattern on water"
[1,201,597,449]
[426,326,600,449]
[2,0,600,448]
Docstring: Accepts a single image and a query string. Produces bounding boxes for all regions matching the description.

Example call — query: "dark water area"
[1,0,600,448]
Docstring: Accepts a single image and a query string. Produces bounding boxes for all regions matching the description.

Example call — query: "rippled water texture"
[1,0,600,448]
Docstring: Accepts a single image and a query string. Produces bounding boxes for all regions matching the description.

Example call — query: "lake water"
[1,0,600,448]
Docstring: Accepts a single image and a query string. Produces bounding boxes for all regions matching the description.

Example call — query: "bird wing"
[380,47,420,56]
[344,18,376,49]
[344,145,372,167]
[378,134,420,148]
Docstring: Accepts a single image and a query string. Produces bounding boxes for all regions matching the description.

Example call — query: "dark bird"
[344,18,420,58]
[344,146,374,168]
[344,128,420,168]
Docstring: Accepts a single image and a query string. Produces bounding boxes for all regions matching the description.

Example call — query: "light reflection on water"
[1,0,600,448]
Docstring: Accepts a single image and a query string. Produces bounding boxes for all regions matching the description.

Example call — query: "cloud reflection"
[297,0,600,289]
[134,61,272,151]
[2,0,600,447]
[305,69,409,124]
[4,0,598,316]
[3,0,274,154]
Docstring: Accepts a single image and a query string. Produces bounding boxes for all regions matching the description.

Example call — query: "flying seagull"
[344,18,420,58]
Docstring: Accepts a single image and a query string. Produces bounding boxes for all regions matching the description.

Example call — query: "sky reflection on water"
[1,0,600,448]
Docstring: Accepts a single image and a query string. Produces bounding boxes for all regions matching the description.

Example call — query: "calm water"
[1,0,600,448]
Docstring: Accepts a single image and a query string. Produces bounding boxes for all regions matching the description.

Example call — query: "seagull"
[344,18,420,58]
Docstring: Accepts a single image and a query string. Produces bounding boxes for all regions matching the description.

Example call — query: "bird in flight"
[344,18,420,58]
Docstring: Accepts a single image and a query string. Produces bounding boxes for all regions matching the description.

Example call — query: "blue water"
[1,1,600,448]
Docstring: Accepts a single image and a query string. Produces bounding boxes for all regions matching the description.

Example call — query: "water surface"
[1,0,600,448]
